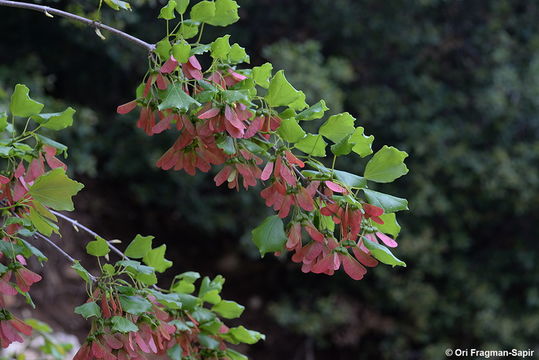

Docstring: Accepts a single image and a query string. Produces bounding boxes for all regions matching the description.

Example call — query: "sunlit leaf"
[29,168,84,211]
[364,146,409,183]
[10,84,44,117]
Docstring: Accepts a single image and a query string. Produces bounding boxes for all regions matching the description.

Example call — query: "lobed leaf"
[364,145,409,183]
[10,84,44,117]
[29,168,84,211]
[251,215,287,257]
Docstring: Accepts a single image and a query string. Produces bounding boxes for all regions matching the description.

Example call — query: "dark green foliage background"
[1,0,539,358]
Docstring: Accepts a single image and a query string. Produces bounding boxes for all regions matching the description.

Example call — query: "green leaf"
[222,90,250,104]
[296,100,329,121]
[252,63,273,88]
[33,200,57,221]
[172,271,200,293]
[176,271,200,282]
[0,241,23,258]
[225,349,248,360]
[362,237,406,267]
[295,134,327,157]
[0,145,11,157]
[10,84,44,117]
[178,20,199,39]
[251,215,287,257]
[172,42,191,63]
[333,170,367,188]
[199,319,223,334]
[74,302,101,319]
[32,107,76,131]
[36,134,67,154]
[124,234,154,259]
[191,308,217,323]
[364,145,409,183]
[86,236,110,257]
[0,263,9,275]
[198,334,220,349]
[229,43,249,63]
[195,90,218,103]
[330,134,354,156]
[119,295,152,315]
[319,112,355,143]
[118,260,158,285]
[211,35,231,60]
[190,1,215,22]
[376,213,401,237]
[211,300,245,319]
[288,91,308,111]
[265,70,303,108]
[167,344,183,360]
[175,0,189,14]
[350,127,374,157]
[103,0,131,10]
[191,43,211,55]
[12,142,33,157]
[158,83,201,112]
[147,290,184,309]
[201,289,221,304]
[279,108,296,119]
[25,319,52,333]
[28,207,57,236]
[20,239,48,263]
[143,244,173,273]
[319,213,335,232]
[217,136,236,155]
[172,280,195,294]
[227,326,265,344]
[111,316,138,333]
[206,0,240,26]
[72,262,92,282]
[159,0,177,19]
[0,112,7,132]
[277,118,306,143]
[155,39,172,60]
[362,189,408,213]
[176,293,200,310]
[103,264,116,275]
[199,275,224,297]
[29,169,84,211]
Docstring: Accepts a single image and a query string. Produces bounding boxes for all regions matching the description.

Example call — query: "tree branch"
[34,232,98,282]
[50,210,128,260]
[0,0,155,52]
[51,211,169,291]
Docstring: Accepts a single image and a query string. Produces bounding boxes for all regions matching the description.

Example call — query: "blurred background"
[1,0,539,359]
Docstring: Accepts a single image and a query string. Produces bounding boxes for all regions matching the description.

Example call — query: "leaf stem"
[0,0,155,52]
[196,22,205,44]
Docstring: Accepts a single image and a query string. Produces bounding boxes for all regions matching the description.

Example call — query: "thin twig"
[50,210,128,260]
[291,164,332,202]
[0,0,155,52]
[50,211,171,291]
[34,232,76,262]
[34,233,97,282]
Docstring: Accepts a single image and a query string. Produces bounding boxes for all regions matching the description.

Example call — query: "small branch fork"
[50,211,166,291]
[0,0,155,52]
[50,210,128,260]
[33,233,98,282]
